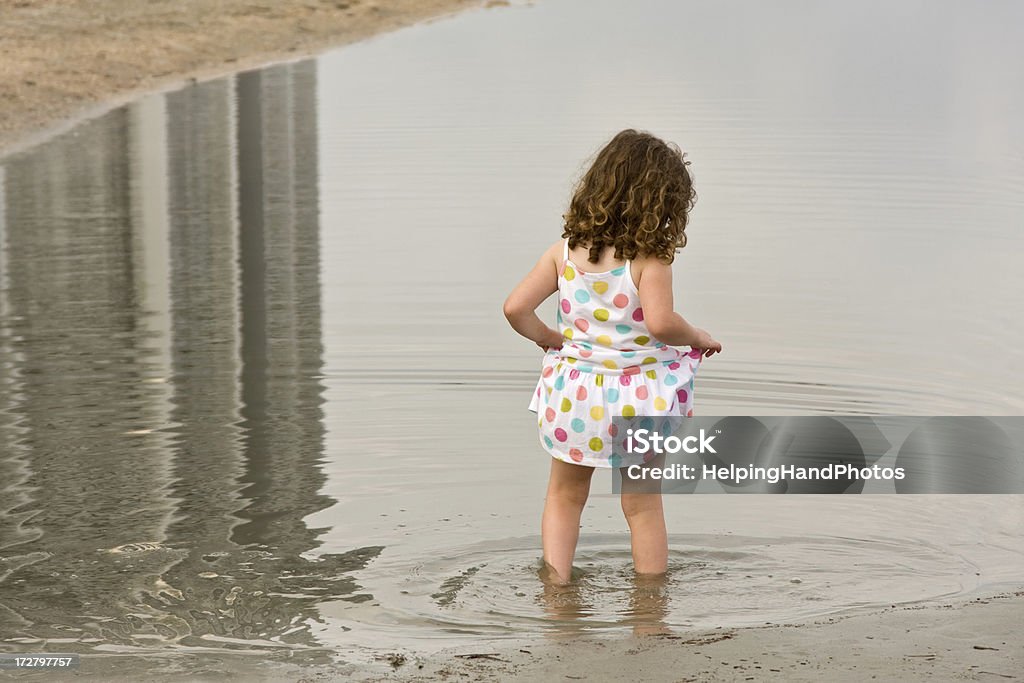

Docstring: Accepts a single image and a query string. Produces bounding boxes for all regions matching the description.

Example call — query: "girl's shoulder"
[628,252,674,287]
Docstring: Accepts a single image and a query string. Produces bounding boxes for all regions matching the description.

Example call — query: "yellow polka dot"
[563,328,573,339]
[566,357,576,364]
[596,335,612,347]
[595,375,604,387]
[641,357,657,365]
[622,405,636,417]
[594,308,610,322]
[564,266,575,281]
[653,397,667,410]
[560,398,572,412]
[634,335,650,345]
[602,360,618,370]
[645,370,658,379]
[592,281,608,294]
[589,437,604,452]
[590,406,604,420]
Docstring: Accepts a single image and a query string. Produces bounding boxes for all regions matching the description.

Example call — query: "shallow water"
[1,0,1023,672]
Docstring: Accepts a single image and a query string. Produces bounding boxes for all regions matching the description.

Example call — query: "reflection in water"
[0,60,380,657]
[537,560,670,638]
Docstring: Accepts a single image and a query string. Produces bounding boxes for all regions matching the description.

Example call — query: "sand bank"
[19,590,1020,682]
[0,0,497,155]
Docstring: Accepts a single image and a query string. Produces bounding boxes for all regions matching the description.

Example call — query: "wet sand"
[12,590,1021,681]
[0,0,495,155]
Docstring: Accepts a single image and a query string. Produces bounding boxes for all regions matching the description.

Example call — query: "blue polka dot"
[578,365,592,373]
[544,436,554,449]
[579,341,592,350]
[616,325,632,334]
[611,266,626,276]
[609,454,623,468]
[640,417,654,431]
[575,290,590,303]
[607,388,620,403]
[554,376,565,390]
[621,350,636,358]
[665,374,679,386]
[571,418,586,433]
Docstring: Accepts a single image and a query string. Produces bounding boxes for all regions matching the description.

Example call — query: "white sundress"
[528,239,703,468]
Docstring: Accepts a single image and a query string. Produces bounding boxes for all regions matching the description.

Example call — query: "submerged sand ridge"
[0,0,492,154]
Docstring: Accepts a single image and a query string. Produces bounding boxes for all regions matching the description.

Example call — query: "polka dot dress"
[528,240,703,468]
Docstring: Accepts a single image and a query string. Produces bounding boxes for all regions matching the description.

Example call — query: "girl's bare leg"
[620,491,668,575]
[541,457,595,584]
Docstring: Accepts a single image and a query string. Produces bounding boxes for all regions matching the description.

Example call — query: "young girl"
[503,129,721,585]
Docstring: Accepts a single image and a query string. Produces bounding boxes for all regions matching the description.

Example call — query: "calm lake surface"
[1,0,1023,673]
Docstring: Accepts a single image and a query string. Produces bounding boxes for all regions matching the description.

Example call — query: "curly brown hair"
[562,129,696,264]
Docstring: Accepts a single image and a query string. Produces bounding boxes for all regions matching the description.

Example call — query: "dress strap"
[562,238,569,262]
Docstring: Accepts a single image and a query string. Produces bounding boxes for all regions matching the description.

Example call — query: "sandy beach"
[0,0,491,154]
[18,590,1022,682]
[1,2,1021,682]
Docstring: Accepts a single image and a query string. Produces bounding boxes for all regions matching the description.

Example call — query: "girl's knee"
[548,478,591,507]
[620,492,663,518]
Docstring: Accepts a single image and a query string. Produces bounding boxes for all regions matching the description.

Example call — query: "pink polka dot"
[561,299,571,314]
[668,362,680,370]
[545,407,556,422]
[623,365,641,376]
[576,386,588,401]
[688,349,702,359]
[636,386,649,400]
[569,369,580,380]
[619,375,632,386]
[569,448,584,462]
[554,428,568,442]
[575,318,589,332]
[632,308,644,322]
[613,293,629,308]
[579,348,592,358]
[542,366,553,378]
[676,389,689,403]
[687,409,694,417]
[608,423,618,437]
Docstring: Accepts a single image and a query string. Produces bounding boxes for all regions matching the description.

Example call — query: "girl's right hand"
[693,328,722,358]
[537,327,565,353]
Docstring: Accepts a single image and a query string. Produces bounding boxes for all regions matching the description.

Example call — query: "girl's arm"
[636,257,722,356]
[503,241,565,350]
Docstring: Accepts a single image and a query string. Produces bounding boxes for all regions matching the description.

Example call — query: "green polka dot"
[589,437,604,451]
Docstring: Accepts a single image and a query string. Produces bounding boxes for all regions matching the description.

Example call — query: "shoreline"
[11,588,1021,681]
[0,0,498,158]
